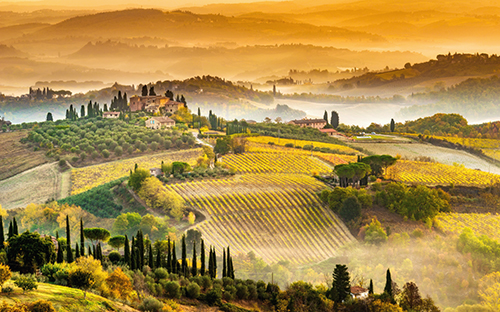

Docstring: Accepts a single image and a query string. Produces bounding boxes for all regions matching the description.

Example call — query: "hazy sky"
[0,0,284,9]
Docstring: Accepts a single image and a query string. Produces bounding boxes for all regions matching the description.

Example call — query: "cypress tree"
[8,221,12,239]
[56,241,64,263]
[81,105,85,118]
[124,235,130,266]
[181,235,187,277]
[56,230,59,240]
[149,244,154,269]
[92,245,96,259]
[156,243,162,268]
[75,242,80,259]
[131,237,136,270]
[323,110,328,124]
[213,248,217,279]
[208,247,212,277]
[191,240,197,277]
[167,237,172,273]
[223,249,226,278]
[0,215,4,249]
[384,269,393,298]
[331,111,339,129]
[200,239,205,276]
[13,217,18,235]
[331,264,350,303]
[390,118,395,132]
[227,247,233,279]
[369,279,374,295]
[66,215,73,263]
[80,218,85,256]
[172,242,177,274]
[136,230,144,268]
[88,246,92,257]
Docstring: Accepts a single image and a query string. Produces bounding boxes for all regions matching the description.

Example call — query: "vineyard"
[246,136,360,155]
[387,160,500,187]
[165,174,355,264]
[221,152,332,174]
[71,149,202,195]
[436,213,500,240]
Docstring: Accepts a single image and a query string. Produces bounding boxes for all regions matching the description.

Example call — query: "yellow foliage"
[247,136,359,154]
[478,272,500,311]
[188,212,195,225]
[0,204,6,217]
[70,256,108,294]
[0,302,28,312]
[0,263,11,286]
[106,267,134,300]
[137,177,185,220]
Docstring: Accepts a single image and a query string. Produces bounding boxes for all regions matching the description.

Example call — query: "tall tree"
[124,235,130,266]
[155,242,162,269]
[212,248,217,279]
[369,279,374,295]
[171,242,177,274]
[141,85,148,96]
[8,221,13,239]
[80,218,85,256]
[75,242,80,259]
[130,236,136,270]
[46,112,53,122]
[331,111,339,129]
[227,247,234,279]
[80,105,85,118]
[56,241,64,263]
[167,237,172,273]
[148,244,154,269]
[331,264,350,303]
[223,249,226,278]
[0,215,3,249]
[323,110,329,124]
[181,235,188,277]
[136,230,144,268]
[390,118,395,132]
[384,269,393,298]
[200,239,205,276]
[191,240,197,277]
[87,101,93,118]
[13,217,18,236]
[149,86,156,96]
[197,107,201,130]
[66,216,73,263]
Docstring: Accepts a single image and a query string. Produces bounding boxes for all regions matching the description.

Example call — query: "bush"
[285,143,294,148]
[186,282,201,299]
[1,285,13,293]
[114,146,123,156]
[138,296,163,312]
[101,149,110,158]
[164,281,181,299]
[14,274,38,293]
[223,285,236,301]
[154,268,169,280]
[205,285,223,306]
[27,299,56,312]
[108,251,121,263]
[235,283,249,300]
[339,196,362,222]
[0,263,12,287]
[200,275,213,290]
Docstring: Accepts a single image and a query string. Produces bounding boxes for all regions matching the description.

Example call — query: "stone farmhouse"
[288,118,327,129]
[130,95,185,114]
[145,116,175,130]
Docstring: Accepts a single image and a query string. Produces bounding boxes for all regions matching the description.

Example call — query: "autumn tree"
[400,282,422,311]
[106,267,133,300]
[69,268,94,299]
[0,263,11,287]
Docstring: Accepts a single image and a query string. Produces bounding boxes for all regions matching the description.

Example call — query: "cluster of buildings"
[129,95,185,114]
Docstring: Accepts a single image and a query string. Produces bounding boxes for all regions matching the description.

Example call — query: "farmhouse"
[149,168,162,176]
[319,128,338,137]
[288,118,327,129]
[350,286,369,299]
[130,95,185,113]
[145,116,175,130]
[103,111,120,119]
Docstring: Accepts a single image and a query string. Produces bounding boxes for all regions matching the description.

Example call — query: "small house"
[319,128,338,137]
[103,111,121,119]
[288,118,327,129]
[145,116,175,130]
[350,286,369,299]
[149,168,162,176]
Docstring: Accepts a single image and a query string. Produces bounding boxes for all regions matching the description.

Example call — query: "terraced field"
[166,174,354,264]
[71,149,202,195]
[436,213,500,240]
[221,152,332,174]
[247,136,359,154]
[387,160,500,187]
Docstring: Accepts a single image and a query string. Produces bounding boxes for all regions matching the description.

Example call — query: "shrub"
[339,196,362,222]
[205,285,223,306]
[27,300,56,312]
[0,264,11,287]
[1,285,13,293]
[285,143,294,148]
[101,149,110,158]
[138,296,163,312]
[412,229,424,238]
[200,275,213,290]
[114,146,123,156]
[223,285,236,301]
[235,283,249,300]
[154,268,169,280]
[164,281,181,299]
[14,274,38,293]
[108,251,121,263]
[186,282,201,299]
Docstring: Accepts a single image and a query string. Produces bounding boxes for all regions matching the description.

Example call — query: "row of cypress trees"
[0,216,19,249]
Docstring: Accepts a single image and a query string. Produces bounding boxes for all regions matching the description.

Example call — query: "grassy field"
[247,136,360,154]
[0,131,49,180]
[0,162,71,209]
[0,282,138,312]
[352,142,500,174]
[71,148,202,195]
[167,174,354,265]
